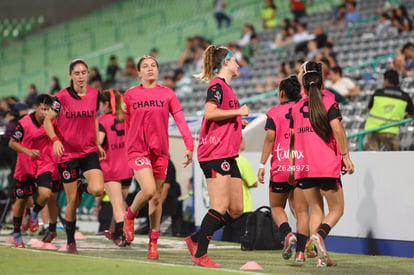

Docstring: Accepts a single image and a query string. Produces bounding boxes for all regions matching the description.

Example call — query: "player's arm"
[9,138,40,158]
[288,129,295,185]
[204,101,249,121]
[330,119,354,175]
[44,100,64,157]
[258,125,275,184]
[95,118,106,160]
[170,93,194,168]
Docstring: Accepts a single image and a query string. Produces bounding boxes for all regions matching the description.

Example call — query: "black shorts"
[297,177,342,191]
[269,181,294,193]
[14,177,35,199]
[58,152,101,184]
[199,157,241,179]
[121,178,132,187]
[37,172,63,192]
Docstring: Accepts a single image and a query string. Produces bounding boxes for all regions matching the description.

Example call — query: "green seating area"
[0,0,340,100]
[0,16,45,42]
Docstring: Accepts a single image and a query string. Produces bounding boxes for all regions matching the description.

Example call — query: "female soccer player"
[8,94,60,247]
[184,45,249,268]
[289,68,354,267]
[98,89,132,247]
[44,59,105,254]
[257,75,310,262]
[122,56,194,260]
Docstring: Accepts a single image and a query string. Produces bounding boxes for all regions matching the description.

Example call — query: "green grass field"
[1,230,413,274]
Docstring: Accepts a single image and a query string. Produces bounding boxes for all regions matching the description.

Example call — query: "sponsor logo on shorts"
[62,170,71,180]
[221,160,230,172]
[16,188,24,197]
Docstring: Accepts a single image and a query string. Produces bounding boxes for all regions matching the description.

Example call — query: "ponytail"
[303,72,331,143]
[194,45,229,82]
[100,89,125,123]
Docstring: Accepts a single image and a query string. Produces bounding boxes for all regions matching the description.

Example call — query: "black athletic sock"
[296,233,307,253]
[113,222,123,239]
[317,223,331,239]
[33,201,45,213]
[195,209,223,258]
[25,208,31,216]
[65,220,76,244]
[49,222,57,233]
[190,211,231,243]
[13,216,22,234]
[279,222,292,240]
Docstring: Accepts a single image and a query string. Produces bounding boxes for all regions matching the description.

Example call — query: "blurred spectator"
[345,1,360,25]
[330,0,348,28]
[293,22,311,43]
[243,34,262,59]
[25,84,37,108]
[178,38,195,69]
[391,5,412,33]
[193,45,206,72]
[88,67,103,90]
[181,177,194,235]
[256,62,292,92]
[363,69,414,151]
[320,41,337,67]
[174,69,193,96]
[105,55,121,86]
[393,42,414,77]
[228,43,243,62]
[123,57,138,77]
[49,76,61,95]
[222,137,257,243]
[312,25,328,49]
[326,66,360,98]
[293,22,312,54]
[162,76,176,90]
[238,24,256,47]
[305,39,320,60]
[149,48,158,58]
[290,0,306,21]
[0,99,8,125]
[376,13,393,37]
[234,56,251,82]
[261,0,277,29]
[375,0,400,15]
[272,27,294,48]
[214,0,231,29]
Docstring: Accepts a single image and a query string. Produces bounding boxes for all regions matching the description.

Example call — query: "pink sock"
[149,229,159,244]
[126,207,138,220]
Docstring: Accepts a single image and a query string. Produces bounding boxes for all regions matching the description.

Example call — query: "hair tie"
[303,61,309,73]
[108,89,116,117]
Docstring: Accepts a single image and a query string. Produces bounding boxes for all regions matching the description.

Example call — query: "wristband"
[259,163,265,169]
[51,136,59,143]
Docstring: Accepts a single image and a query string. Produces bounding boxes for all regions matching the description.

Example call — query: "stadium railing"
[343,53,397,75]
[347,118,414,151]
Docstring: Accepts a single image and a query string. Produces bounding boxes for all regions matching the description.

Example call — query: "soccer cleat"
[311,233,328,266]
[104,230,114,241]
[42,230,57,243]
[295,251,305,262]
[282,232,297,260]
[327,257,338,266]
[184,236,198,256]
[147,242,159,260]
[13,233,25,248]
[29,214,39,233]
[305,239,317,258]
[123,215,135,242]
[21,212,31,232]
[66,242,78,254]
[192,254,221,268]
[317,258,327,267]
